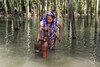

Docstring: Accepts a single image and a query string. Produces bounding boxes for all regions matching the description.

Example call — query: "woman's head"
[46,16,53,24]
[46,12,55,24]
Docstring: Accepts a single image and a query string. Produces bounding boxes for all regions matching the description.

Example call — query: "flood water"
[0,15,100,67]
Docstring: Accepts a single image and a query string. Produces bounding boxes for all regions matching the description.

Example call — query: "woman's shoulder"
[40,20,44,26]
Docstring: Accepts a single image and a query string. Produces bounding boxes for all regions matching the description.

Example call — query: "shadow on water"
[0,15,100,67]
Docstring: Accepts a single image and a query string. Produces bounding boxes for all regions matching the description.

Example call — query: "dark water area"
[0,15,100,67]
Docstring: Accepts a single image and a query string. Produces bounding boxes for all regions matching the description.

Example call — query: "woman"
[35,11,62,58]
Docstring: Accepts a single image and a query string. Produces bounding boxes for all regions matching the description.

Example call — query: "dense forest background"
[0,0,100,18]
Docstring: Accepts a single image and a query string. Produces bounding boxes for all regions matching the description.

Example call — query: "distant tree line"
[0,0,100,17]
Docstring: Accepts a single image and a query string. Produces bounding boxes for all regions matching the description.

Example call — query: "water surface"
[0,16,100,67]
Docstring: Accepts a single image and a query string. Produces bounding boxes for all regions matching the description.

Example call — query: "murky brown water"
[0,16,100,67]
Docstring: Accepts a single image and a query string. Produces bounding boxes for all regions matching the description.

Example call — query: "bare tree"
[96,0,99,16]
[4,0,8,15]
[26,0,29,18]
[67,0,76,39]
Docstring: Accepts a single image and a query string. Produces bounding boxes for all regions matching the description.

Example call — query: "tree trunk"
[83,0,87,15]
[56,0,60,20]
[4,0,8,15]
[45,0,48,14]
[19,0,22,15]
[26,0,29,18]
[67,0,76,39]
[87,0,89,16]
[96,0,99,16]
[8,0,14,15]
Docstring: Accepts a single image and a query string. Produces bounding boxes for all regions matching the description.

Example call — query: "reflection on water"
[0,16,100,67]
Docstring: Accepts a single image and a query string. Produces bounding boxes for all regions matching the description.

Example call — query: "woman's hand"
[59,34,62,41]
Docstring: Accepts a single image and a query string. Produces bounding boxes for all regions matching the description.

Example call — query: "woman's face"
[47,16,53,24]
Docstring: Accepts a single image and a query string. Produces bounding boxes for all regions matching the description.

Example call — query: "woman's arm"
[56,24,62,41]
[37,26,43,42]
[37,20,44,42]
